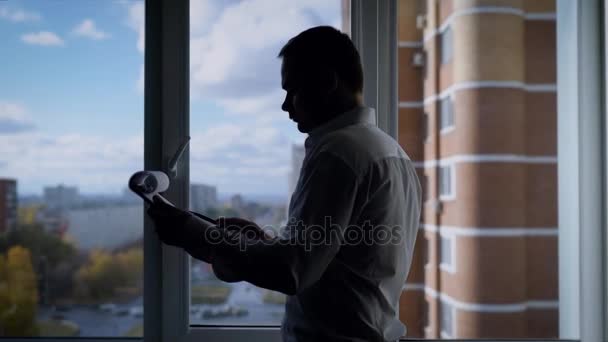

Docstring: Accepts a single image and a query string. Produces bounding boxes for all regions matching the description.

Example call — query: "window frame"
[155,1,399,342]
[439,25,453,65]
[439,234,456,274]
[144,1,606,342]
[438,163,456,201]
[439,95,455,134]
[439,299,455,338]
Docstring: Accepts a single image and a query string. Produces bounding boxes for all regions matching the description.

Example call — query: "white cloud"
[189,0,341,113]
[0,6,41,22]
[73,19,110,40]
[189,121,293,194]
[0,132,143,194]
[127,2,145,54]
[0,118,296,195]
[0,101,35,134]
[21,31,64,46]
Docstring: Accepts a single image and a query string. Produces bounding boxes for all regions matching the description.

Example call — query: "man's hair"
[278,26,364,93]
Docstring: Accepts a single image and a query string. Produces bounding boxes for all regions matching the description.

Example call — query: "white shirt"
[187,107,421,342]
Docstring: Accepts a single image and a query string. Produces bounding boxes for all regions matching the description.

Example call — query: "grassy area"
[262,290,286,305]
[37,319,79,336]
[191,284,232,305]
[123,323,143,337]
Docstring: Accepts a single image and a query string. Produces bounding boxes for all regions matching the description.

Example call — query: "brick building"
[396,0,558,338]
[0,179,18,234]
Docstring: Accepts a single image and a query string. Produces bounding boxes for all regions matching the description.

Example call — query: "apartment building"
[396,0,558,338]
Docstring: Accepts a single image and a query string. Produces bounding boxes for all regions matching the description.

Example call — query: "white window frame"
[438,163,456,201]
[145,1,608,342]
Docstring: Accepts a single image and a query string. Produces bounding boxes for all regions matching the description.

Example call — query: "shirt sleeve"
[198,151,360,295]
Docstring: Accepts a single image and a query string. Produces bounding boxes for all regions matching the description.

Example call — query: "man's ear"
[319,69,338,94]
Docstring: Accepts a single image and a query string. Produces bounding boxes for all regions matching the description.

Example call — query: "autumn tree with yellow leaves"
[0,246,39,336]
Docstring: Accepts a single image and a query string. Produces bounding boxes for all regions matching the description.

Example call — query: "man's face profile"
[281,59,312,133]
[282,58,334,134]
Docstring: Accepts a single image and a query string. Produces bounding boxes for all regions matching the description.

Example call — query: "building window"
[423,235,430,267]
[440,96,455,133]
[440,26,453,65]
[440,236,454,273]
[422,299,430,330]
[440,300,455,337]
[422,112,430,142]
[438,164,455,199]
[421,174,429,201]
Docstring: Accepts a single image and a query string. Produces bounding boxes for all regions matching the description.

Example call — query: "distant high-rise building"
[44,184,80,212]
[230,194,244,211]
[391,0,558,339]
[190,183,218,212]
[0,179,18,233]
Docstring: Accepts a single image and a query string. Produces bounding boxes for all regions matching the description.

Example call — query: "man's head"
[279,26,364,133]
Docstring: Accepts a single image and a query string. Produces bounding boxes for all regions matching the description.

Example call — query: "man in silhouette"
[148,26,421,342]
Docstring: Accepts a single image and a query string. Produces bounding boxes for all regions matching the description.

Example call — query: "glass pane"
[398,0,560,339]
[188,0,344,326]
[0,0,144,337]
[440,237,451,266]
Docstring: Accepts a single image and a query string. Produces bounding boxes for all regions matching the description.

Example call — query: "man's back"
[282,107,421,342]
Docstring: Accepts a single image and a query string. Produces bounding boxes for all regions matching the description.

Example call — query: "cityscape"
[0,171,296,336]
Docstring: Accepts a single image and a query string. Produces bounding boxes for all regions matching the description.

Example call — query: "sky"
[0,0,342,197]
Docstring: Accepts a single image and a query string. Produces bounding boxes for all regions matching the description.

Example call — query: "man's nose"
[281,98,289,112]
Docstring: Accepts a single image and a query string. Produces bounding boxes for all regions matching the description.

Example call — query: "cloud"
[127,2,145,54]
[0,132,143,194]
[0,122,295,195]
[189,0,341,114]
[189,121,293,194]
[190,0,340,92]
[72,19,110,40]
[21,31,64,46]
[0,6,41,22]
[0,101,35,134]
[126,0,341,113]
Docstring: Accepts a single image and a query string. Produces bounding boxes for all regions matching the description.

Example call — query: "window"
[438,165,454,200]
[439,96,454,133]
[421,174,429,201]
[440,26,452,65]
[0,0,144,338]
[188,0,343,327]
[440,300,454,338]
[422,112,430,142]
[439,236,455,273]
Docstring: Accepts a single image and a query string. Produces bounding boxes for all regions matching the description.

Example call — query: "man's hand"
[218,217,271,241]
[147,195,198,248]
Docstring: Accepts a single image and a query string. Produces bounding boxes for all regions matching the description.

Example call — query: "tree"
[74,247,143,302]
[0,246,39,336]
[0,224,79,304]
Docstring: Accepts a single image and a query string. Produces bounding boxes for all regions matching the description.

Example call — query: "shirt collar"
[304,107,376,149]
